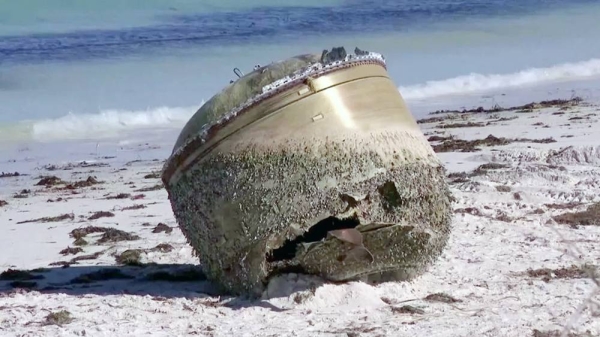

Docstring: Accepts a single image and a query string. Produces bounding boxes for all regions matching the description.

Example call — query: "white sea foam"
[8,58,600,144]
[29,104,202,142]
[400,58,600,100]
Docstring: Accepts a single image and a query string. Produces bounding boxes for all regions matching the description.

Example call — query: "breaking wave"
[400,58,600,100]
[30,104,202,142]
[5,58,600,143]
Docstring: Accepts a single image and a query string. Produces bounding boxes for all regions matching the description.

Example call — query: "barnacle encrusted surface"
[166,130,453,296]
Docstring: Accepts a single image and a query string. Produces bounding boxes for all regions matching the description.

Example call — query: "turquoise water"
[1,0,600,143]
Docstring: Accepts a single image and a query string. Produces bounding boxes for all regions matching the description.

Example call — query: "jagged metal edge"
[162,52,386,179]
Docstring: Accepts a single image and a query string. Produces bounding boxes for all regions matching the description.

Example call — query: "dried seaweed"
[59,247,84,256]
[121,204,146,211]
[44,310,74,326]
[432,134,556,153]
[134,184,164,192]
[115,249,143,266]
[88,211,115,220]
[552,202,600,227]
[70,226,109,240]
[97,229,140,243]
[105,193,131,200]
[0,172,21,178]
[391,305,424,314]
[70,252,103,263]
[35,176,65,186]
[151,243,174,253]
[438,121,485,129]
[62,176,101,189]
[152,223,173,234]
[527,264,594,282]
[16,213,74,224]
[424,293,462,303]
[429,97,583,115]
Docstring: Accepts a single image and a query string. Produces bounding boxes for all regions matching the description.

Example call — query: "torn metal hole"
[267,215,361,263]
[378,181,405,211]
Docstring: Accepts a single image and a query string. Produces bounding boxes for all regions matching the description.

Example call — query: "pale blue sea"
[0,0,599,157]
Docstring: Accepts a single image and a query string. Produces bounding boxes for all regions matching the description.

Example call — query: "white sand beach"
[1,97,598,337]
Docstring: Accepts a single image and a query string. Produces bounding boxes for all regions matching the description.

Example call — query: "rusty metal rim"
[161,58,387,186]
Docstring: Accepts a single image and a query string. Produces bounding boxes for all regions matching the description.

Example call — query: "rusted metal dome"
[162,47,453,296]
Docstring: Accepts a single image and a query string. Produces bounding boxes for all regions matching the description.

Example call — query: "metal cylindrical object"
[162,49,453,296]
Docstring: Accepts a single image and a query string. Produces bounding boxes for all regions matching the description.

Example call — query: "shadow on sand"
[0,263,316,311]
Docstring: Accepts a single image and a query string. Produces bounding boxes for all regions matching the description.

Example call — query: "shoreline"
[1,73,600,146]
[1,96,599,336]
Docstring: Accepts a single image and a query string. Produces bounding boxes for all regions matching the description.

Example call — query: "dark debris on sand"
[152,223,173,234]
[454,207,514,224]
[88,211,115,220]
[446,162,509,183]
[104,193,131,200]
[544,202,582,210]
[115,249,143,266]
[391,305,425,315]
[70,252,103,263]
[527,264,596,283]
[59,247,84,256]
[70,226,108,240]
[552,202,600,227]
[50,251,105,268]
[42,161,109,171]
[35,175,102,190]
[0,172,21,178]
[134,184,164,192]
[73,237,88,246]
[115,243,176,266]
[151,243,174,253]
[13,189,31,198]
[417,116,450,124]
[69,225,140,243]
[62,176,102,189]
[35,176,66,186]
[427,135,454,142]
[16,213,74,224]
[44,310,74,326]
[431,134,556,153]
[121,204,146,211]
[454,207,482,216]
[532,329,595,337]
[97,228,140,243]
[424,293,462,304]
[438,121,485,129]
[428,97,583,116]
[495,185,512,193]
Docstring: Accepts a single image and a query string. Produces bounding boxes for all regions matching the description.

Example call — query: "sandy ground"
[1,98,599,337]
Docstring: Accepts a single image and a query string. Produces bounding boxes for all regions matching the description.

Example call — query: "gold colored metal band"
[164,63,390,185]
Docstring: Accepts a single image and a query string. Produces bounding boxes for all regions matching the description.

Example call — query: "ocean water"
[1,0,600,156]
